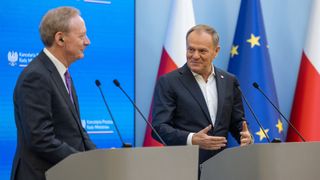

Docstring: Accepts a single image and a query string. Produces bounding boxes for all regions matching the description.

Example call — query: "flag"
[287,0,320,142]
[227,0,284,145]
[143,0,195,146]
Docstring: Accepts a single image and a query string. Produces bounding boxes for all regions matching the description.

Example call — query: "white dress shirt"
[187,65,218,145]
[43,48,69,92]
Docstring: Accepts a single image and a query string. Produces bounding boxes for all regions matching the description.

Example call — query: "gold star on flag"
[230,45,239,58]
[255,128,269,141]
[276,119,283,133]
[247,33,260,48]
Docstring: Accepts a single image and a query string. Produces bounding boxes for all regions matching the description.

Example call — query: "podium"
[200,142,320,180]
[46,146,198,180]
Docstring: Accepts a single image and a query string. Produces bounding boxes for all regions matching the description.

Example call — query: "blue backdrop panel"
[0,0,135,179]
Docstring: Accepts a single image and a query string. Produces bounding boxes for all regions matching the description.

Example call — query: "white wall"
[135,0,313,146]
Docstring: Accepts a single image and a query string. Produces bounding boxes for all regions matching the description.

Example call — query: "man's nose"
[84,35,91,46]
[192,51,200,59]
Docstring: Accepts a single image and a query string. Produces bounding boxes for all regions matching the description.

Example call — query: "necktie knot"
[64,70,71,80]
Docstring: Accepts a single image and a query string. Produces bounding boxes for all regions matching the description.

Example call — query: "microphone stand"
[237,85,271,143]
[253,82,305,142]
[95,80,132,148]
[113,79,167,146]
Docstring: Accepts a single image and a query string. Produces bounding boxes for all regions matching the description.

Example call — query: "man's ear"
[215,45,221,54]
[55,32,64,46]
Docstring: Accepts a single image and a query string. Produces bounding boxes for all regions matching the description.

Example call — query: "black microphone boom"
[95,80,132,148]
[236,85,271,143]
[113,79,167,146]
[252,82,305,142]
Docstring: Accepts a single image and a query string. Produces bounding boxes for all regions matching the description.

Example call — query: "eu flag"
[228,0,284,145]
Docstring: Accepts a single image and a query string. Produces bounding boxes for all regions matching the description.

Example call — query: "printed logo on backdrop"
[81,119,114,134]
[7,50,38,67]
[8,51,18,66]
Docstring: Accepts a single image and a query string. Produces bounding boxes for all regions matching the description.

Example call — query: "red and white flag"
[287,0,320,142]
[143,0,195,146]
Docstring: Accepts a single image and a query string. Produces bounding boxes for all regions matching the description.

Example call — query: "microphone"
[236,84,271,143]
[113,79,167,146]
[95,80,132,148]
[253,82,305,142]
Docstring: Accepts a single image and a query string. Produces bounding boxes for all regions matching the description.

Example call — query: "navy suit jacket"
[11,51,96,180]
[152,64,244,164]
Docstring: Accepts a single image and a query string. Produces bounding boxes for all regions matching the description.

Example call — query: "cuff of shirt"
[187,133,195,145]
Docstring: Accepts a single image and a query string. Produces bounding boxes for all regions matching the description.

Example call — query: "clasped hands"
[191,121,252,150]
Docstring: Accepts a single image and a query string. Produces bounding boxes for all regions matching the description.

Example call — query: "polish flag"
[143,0,195,146]
[287,0,320,142]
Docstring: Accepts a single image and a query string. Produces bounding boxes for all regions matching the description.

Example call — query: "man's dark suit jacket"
[152,64,244,164]
[11,51,96,180]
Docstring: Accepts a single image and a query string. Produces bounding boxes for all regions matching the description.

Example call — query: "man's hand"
[240,121,253,146]
[192,125,227,150]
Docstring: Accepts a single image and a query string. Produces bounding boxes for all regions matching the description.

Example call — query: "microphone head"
[113,79,120,87]
[95,80,101,87]
[253,82,259,89]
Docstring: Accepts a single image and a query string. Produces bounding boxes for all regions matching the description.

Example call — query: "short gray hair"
[39,6,80,47]
[186,24,220,47]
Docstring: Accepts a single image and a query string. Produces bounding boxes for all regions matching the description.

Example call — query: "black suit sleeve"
[152,76,190,145]
[82,128,97,150]
[16,71,78,164]
[228,77,245,143]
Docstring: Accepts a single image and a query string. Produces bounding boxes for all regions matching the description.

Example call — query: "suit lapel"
[214,68,226,127]
[39,52,81,126]
[178,64,212,124]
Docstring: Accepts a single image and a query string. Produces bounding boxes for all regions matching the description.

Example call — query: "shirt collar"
[191,64,215,78]
[43,48,68,75]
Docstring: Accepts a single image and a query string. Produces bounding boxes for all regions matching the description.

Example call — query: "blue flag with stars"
[228,0,284,145]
